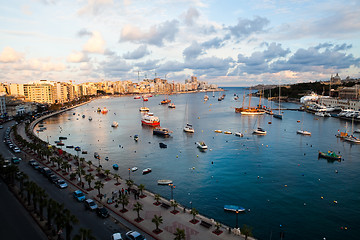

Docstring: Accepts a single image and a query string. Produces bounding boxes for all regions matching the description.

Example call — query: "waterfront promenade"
[16,116,252,240]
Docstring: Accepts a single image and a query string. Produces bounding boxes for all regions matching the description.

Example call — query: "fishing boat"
[224,205,246,212]
[56,142,64,146]
[134,96,141,99]
[139,107,150,112]
[94,152,100,159]
[318,151,341,161]
[253,127,267,135]
[111,121,119,127]
[344,135,360,143]
[183,123,195,133]
[214,130,222,133]
[157,179,173,185]
[161,99,171,104]
[159,142,167,148]
[131,167,138,172]
[101,107,108,114]
[153,127,170,136]
[113,164,119,170]
[168,103,176,108]
[235,132,244,137]
[297,130,311,135]
[134,135,139,141]
[142,168,152,174]
[141,113,160,126]
[196,141,208,149]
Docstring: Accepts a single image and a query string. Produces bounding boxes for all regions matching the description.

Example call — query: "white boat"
[297,130,311,135]
[88,116,92,121]
[142,168,152,174]
[168,103,176,108]
[354,129,360,133]
[139,107,150,112]
[224,205,246,212]
[183,123,195,133]
[131,167,138,172]
[111,121,118,127]
[157,179,173,185]
[141,113,160,126]
[344,135,360,143]
[196,141,208,149]
[235,132,244,137]
[253,127,267,135]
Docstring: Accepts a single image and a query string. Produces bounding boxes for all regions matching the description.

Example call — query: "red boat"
[141,113,160,126]
[134,96,141,99]
[161,99,171,104]
[143,97,148,101]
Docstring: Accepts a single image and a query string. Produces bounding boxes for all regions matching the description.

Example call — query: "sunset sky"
[1,0,360,86]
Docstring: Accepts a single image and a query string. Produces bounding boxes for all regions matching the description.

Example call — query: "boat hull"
[141,120,160,126]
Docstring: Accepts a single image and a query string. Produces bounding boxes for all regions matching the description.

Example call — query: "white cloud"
[184,7,200,26]
[78,0,114,15]
[67,51,89,63]
[83,31,106,54]
[0,47,23,63]
[123,45,150,59]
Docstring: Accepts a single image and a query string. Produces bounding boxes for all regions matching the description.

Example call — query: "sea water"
[37,87,360,240]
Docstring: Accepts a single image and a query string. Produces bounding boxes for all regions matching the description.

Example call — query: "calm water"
[37,87,360,240]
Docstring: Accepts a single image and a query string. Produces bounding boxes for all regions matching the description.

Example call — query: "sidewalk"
[16,120,252,240]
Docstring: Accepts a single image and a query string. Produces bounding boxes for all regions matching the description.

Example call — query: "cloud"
[77,28,93,37]
[183,41,203,61]
[66,51,89,63]
[120,20,180,46]
[78,0,114,15]
[83,31,106,54]
[101,55,133,77]
[123,45,150,59]
[184,7,200,26]
[0,47,23,63]
[135,59,160,71]
[201,37,226,49]
[229,16,270,38]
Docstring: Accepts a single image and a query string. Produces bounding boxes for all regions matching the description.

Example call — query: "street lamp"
[128,168,131,180]
[235,210,239,229]
[190,201,192,209]
[169,183,175,200]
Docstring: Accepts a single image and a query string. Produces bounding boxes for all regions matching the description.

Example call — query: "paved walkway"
[17,117,253,240]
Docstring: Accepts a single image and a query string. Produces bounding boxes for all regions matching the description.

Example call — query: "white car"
[56,179,68,189]
[125,231,146,240]
[111,233,122,240]
[84,199,98,211]
[13,147,21,153]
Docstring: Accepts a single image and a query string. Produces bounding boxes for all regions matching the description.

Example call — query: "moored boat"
[344,135,360,144]
[88,116,92,121]
[183,123,195,133]
[159,142,167,148]
[318,151,341,161]
[224,130,232,134]
[153,127,170,136]
[196,141,208,149]
[224,205,246,212]
[139,107,150,112]
[253,127,267,135]
[113,164,119,170]
[142,168,152,174]
[235,132,244,137]
[111,121,118,127]
[66,145,74,148]
[297,130,311,136]
[157,179,173,185]
[101,107,108,114]
[168,103,176,108]
[94,152,100,159]
[59,136,67,140]
[134,96,141,99]
[134,135,139,141]
[214,130,222,133]
[161,99,171,104]
[141,113,160,126]
[131,167,138,172]
[74,146,81,151]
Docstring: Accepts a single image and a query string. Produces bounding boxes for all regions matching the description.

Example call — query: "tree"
[87,160,93,169]
[171,200,178,212]
[152,215,163,232]
[190,208,199,221]
[240,224,253,240]
[138,184,145,197]
[54,203,65,235]
[104,169,111,179]
[154,194,161,205]
[47,199,57,229]
[113,174,120,184]
[125,179,134,190]
[215,221,222,233]
[63,209,78,240]
[119,194,129,212]
[73,228,96,240]
[38,188,48,221]
[84,173,94,189]
[133,201,143,221]
[174,228,186,240]
[19,172,29,198]
[94,180,104,197]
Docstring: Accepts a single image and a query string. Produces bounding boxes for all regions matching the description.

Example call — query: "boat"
[224,130,232,134]
[142,168,152,174]
[204,95,209,101]
[196,141,208,149]
[153,127,170,136]
[273,84,283,119]
[57,142,64,146]
[81,151,87,154]
[318,151,341,161]
[235,132,244,137]
[105,157,109,161]
[131,167,138,172]
[94,152,100,159]
[82,115,85,118]
[297,130,311,135]
[168,103,176,108]
[101,107,108,114]
[59,136,67,140]
[74,146,81,151]
[224,205,246,212]
[134,96,141,99]
[97,107,101,112]
[141,113,160,126]
[183,123,195,133]
[139,107,150,112]
[66,145,74,148]
[88,116,92,121]
[111,121,119,127]
[161,99,171,104]
[253,127,267,135]
[113,164,119,170]
[134,135,139,141]
[214,130,222,133]
[159,142,167,148]
[142,97,148,101]
[236,89,265,115]
[344,135,360,143]
[354,129,360,133]
[157,179,173,185]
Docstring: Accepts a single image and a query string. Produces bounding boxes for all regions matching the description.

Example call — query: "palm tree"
[38,188,48,221]
[50,156,57,166]
[240,224,253,240]
[19,172,29,198]
[125,179,134,190]
[215,221,222,233]
[154,194,161,205]
[80,157,85,168]
[138,184,145,197]
[94,180,104,197]
[84,173,94,189]
[171,200,178,213]
[174,228,186,240]
[47,199,57,229]
[63,209,78,240]
[113,173,120,184]
[73,228,96,240]
[104,169,111,180]
[54,203,65,236]
[190,208,199,222]
[119,194,129,212]
[133,201,143,221]
[87,160,93,170]
[152,215,163,232]
[56,157,63,170]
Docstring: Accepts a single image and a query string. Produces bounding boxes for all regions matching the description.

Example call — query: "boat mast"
[278,84,281,114]
[242,90,245,109]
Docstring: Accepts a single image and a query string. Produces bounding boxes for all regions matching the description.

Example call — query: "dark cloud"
[77,28,92,37]
[183,41,203,61]
[101,55,133,78]
[135,59,160,71]
[184,8,200,26]
[157,60,185,72]
[263,42,290,59]
[123,45,150,59]
[229,16,269,38]
[201,37,226,49]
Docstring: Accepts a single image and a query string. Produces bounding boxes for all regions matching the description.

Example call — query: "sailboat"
[336,122,348,139]
[344,117,360,143]
[252,118,266,135]
[183,101,194,133]
[235,89,265,115]
[297,113,311,135]
[273,84,283,119]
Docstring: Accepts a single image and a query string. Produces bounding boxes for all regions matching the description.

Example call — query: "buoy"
[197,155,199,157]
[211,161,213,164]
[176,155,178,158]
[334,200,338,204]
[304,203,306,206]
[335,170,338,173]
[284,185,288,187]
[321,196,324,199]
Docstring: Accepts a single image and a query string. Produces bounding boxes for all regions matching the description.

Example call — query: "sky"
[1,0,360,86]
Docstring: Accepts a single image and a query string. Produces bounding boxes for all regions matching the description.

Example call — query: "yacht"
[183,123,195,133]
[141,113,160,126]
[253,127,267,135]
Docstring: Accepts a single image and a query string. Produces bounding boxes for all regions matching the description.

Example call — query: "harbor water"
[36,87,360,240]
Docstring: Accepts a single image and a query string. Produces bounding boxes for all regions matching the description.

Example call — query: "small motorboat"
[253,127,267,135]
[74,146,81,151]
[142,168,152,175]
[224,130,232,134]
[183,123,195,133]
[57,142,64,146]
[59,136,67,140]
[82,115,85,118]
[214,130,222,133]
[224,205,246,212]
[66,145,74,148]
[88,116,92,121]
[134,96,141,99]
[139,107,150,112]
[81,151,87,154]
[196,141,208,149]
[344,135,360,144]
[134,135,139,141]
[131,167,138,172]
[157,179,173,185]
[318,151,341,161]
[168,103,176,108]
[94,152,100,159]
[235,132,244,137]
[105,157,109,161]
[297,130,311,135]
[113,164,119,170]
[111,121,119,127]
[153,127,170,136]
[159,142,167,148]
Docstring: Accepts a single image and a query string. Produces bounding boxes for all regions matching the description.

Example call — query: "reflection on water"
[38,88,360,240]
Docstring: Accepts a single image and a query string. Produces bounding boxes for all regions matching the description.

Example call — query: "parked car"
[125,231,146,240]
[56,179,68,189]
[96,207,109,218]
[73,190,86,202]
[84,199,98,211]
[48,174,59,183]
[11,157,21,164]
[29,159,36,166]
[13,147,21,153]
[42,167,52,177]
[111,233,123,240]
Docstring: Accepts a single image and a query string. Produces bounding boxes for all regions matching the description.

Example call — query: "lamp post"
[169,183,175,200]
[190,201,192,209]
[128,168,131,180]
[235,210,239,229]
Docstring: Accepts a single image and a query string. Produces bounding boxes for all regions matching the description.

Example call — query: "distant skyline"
[1,0,360,86]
